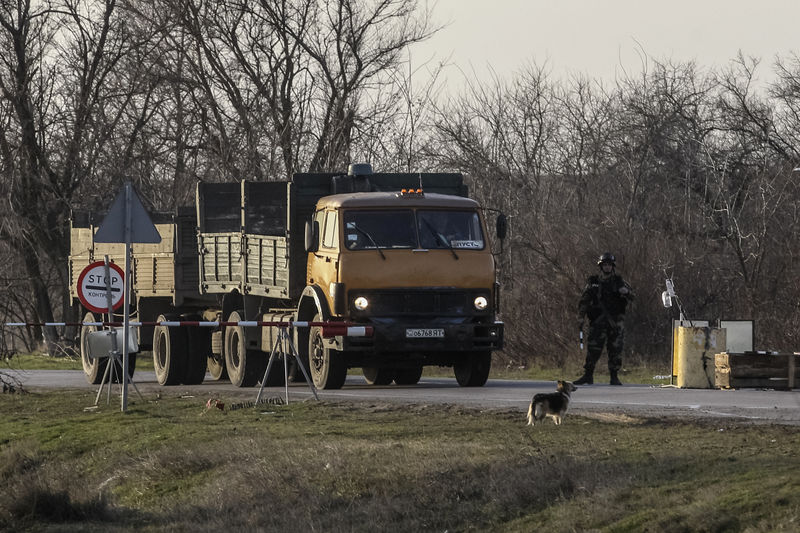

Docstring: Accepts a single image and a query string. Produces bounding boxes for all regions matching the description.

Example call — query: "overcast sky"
[412,0,800,87]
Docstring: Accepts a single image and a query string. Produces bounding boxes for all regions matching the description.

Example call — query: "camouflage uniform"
[577,267,634,384]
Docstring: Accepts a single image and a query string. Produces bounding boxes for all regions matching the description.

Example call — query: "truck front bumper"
[339,320,504,353]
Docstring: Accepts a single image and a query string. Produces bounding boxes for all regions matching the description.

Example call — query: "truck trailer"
[68,165,505,389]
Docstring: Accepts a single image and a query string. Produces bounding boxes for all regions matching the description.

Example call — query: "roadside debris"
[203,398,225,414]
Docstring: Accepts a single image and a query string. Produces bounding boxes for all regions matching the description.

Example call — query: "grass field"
[4,352,155,372]
[1,388,798,532]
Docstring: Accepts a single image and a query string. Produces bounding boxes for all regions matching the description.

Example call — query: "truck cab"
[303,176,504,389]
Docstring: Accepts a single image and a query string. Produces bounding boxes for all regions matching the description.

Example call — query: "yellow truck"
[69,164,505,389]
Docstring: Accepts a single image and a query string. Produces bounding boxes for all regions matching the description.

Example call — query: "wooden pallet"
[715,352,798,390]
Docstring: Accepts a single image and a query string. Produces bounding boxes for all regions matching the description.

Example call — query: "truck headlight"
[354,296,369,311]
[474,296,488,310]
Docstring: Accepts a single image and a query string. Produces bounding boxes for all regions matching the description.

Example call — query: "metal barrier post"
[255,326,319,405]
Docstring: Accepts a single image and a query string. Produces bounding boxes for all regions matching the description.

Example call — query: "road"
[10,369,800,425]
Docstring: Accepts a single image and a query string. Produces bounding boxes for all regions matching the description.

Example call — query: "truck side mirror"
[304,220,319,253]
[496,214,507,240]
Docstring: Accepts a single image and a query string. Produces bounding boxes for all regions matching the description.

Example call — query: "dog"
[526,380,577,426]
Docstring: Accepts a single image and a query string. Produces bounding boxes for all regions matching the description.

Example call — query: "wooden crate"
[715,352,798,390]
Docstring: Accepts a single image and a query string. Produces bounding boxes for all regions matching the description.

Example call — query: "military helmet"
[597,252,616,266]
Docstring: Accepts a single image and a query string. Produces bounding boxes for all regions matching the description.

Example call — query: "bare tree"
[0,0,162,352]
[353,50,446,171]
[286,0,437,171]
[717,53,799,161]
[0,0,76,351]
[162,0,437,180]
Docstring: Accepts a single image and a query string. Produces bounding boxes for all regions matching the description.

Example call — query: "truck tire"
[308,314,347,389]
[81,311,106,384]
[207,352,226,381]
[153,314,188,385]
[394,366,423,385]
[224,310,268,387]
[183,315,210,385]
[454,351,491,387]
[362,367,395,385]
[207,331,226,381]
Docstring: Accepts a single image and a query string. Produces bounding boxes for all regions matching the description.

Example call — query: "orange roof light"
[397,188,425,198]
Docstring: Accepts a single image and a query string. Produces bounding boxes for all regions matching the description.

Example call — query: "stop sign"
[77,261,125,314]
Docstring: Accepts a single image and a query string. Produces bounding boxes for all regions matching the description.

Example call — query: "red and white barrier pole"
[2,321,373,338]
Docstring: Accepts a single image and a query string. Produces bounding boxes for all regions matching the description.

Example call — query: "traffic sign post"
[91,182,161,412]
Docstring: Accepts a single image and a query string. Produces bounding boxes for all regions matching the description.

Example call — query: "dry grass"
[1,391,799,532]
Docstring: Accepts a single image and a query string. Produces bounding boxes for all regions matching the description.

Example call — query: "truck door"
[308,209,339,313]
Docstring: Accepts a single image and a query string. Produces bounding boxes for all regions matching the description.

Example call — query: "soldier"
[575,252,634,385]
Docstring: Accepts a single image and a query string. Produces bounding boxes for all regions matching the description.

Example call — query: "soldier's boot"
[574,371,593,385]
[610,371,623,386]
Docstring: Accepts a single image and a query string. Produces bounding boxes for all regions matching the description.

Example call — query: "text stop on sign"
[77,261,125,314]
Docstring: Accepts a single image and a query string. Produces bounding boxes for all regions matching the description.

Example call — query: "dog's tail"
[526,401,534,425]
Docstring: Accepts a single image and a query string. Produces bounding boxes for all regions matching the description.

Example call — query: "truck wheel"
[454,351,491,387]
[308,314,346,389]
[207,352,226,381]
[81,311,107,384]
[224,310,268,387]
[394,366,423,385]
[362,367,395,385]
[183,315,210,385]
[153,314,188,385]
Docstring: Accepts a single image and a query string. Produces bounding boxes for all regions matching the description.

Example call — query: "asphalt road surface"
[10,369,800,425]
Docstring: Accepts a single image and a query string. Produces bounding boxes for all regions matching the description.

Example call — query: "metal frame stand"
[94,345,144,406]
[256,326,319,405]
[95,348,118,406]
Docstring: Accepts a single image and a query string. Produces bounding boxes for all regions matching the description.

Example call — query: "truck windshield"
[417,210,484,250]
[344,210,417,250]
[343,209,485,251]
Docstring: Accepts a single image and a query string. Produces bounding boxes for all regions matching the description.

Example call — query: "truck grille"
[349,289,490,317]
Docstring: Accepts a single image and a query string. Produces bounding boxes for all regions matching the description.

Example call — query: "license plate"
[405,328,445,338]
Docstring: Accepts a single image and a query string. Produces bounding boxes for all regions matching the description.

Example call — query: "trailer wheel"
[183,315,210,385]
[308,314,347,389]
[362,367,395,385]
[81,311,107,384]
[454,351,491,387]
[224,311,267,387]
[394,366,423,385]
[153,314,188,385]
